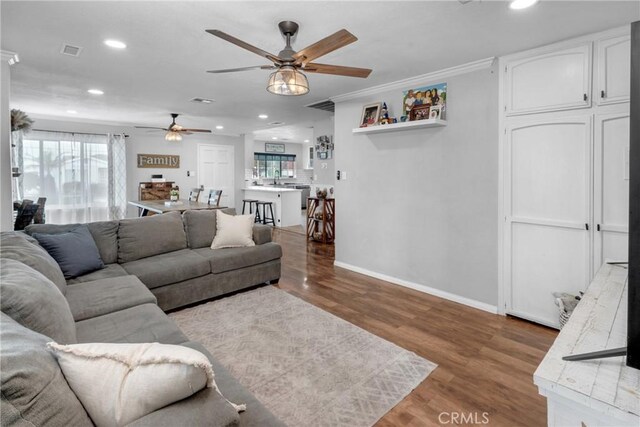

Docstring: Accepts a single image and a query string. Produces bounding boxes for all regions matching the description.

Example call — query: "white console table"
[534,263,639,426]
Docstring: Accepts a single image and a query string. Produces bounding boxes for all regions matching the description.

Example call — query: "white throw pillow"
[47,342,245,427]
[211,211,256,249]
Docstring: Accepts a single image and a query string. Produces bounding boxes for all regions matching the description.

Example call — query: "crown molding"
[330,56,495,103]
[0,50,19,66]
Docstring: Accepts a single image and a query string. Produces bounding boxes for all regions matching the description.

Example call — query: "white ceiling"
[2,1,638,137]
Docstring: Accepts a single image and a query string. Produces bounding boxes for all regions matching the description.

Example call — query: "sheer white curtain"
[108,133,127,220]
[19,130,126,224]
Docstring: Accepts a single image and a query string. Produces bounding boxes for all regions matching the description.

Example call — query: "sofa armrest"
[252,224,272,245]
[125,388,239,427]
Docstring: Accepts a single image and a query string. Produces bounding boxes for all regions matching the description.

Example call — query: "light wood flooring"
[271,228,558,427]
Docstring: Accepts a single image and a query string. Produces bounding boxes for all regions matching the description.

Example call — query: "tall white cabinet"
[500,27,631,328]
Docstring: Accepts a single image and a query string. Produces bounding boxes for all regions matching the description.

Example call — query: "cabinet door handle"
[601,90,605,99]
[597,224,601,231]
[583,93,588,102]
[585,223,589,231]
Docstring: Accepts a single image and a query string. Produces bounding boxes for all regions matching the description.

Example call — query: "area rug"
[169,286,437,426]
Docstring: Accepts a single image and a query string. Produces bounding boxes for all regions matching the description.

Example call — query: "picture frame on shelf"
[359,102,382,127]
[403,82,447,119]
[410,104,431,121]
[265,142,286,153]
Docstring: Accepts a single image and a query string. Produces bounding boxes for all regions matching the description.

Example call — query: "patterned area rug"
[169,286,436,426]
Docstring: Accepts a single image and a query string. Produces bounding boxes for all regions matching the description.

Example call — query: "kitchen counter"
[242,187,302,227]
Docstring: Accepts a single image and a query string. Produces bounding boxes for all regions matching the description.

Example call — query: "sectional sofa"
[0,210,285,426]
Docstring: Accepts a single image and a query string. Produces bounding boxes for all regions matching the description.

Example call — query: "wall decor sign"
[137,154,180,168]
[403,82,447,121]
[265,142,286,153]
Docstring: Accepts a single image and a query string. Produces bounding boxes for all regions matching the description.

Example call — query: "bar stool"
[242,199,258,215]
[256,201,275,226]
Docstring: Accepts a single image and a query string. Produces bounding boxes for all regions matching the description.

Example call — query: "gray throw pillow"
[118,211,187,263]
[0,313,92,427]
[33,225,104,279]
[0,258,77,344]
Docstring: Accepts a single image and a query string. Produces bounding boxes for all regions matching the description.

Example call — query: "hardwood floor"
[271,228,558,427]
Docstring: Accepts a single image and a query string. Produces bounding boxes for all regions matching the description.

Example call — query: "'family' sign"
[137,154,180,169]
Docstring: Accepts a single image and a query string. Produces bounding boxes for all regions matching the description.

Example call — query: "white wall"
[333,63,499,307]
[25,118,244,216]
[1,52,16,231]
[312,116,335,187]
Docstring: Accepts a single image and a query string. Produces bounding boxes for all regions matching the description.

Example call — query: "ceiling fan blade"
[181,129,212,133]
[304,63,372,78]
[292,29,357,65]
[207,65,275,73]
[206,30,283,64]
[134,126,168,131]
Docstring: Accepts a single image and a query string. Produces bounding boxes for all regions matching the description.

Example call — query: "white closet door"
[505,43,592,115]
[197,144,235,209]
[596,35,631,105]
[594,113,630,268]
[505,117,592,327]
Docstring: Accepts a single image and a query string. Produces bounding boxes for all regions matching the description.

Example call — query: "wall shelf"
[352,118,447,135]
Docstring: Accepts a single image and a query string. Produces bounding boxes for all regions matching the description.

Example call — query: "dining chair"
[33,197,47,224]
[207,189,222,206]
[188,188,202,202]
[14,200,39,231]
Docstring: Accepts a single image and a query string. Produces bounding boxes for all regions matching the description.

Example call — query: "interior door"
[505,117,592,328]
[594,113,630,268]
[596,34,631,105]
[197,144,234,209]
[505,43,592,115]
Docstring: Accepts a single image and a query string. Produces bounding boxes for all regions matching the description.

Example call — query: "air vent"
[268,121,285,126]
[306,99,335,113]
[60,44,82,57]
[190,97,215,104]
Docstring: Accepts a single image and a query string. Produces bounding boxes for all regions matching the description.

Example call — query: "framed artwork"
[265,142,285,153]
[359,103,382,127]
[402,82,447,119]
[410,105,431,121]
[315,135,334,159]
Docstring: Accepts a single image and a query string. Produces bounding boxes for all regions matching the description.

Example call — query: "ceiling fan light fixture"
[266,67,309,96]
[165,131,182,142]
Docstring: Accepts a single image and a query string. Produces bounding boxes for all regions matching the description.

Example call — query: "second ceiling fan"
[206,21,372,96]
[135,114,211,141]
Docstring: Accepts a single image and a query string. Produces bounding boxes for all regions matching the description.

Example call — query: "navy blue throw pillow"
[33,225,104,279]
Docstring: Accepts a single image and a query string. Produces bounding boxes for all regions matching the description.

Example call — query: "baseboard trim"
[333,261,499,314]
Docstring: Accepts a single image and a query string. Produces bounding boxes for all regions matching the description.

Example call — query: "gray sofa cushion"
[125,387,240,427]
[0,313,93,427]
[75,303,187,344]
[181,341,286,427]
[118,212,187,263]
[0,259,76,344]
[65,275,157,322]
[0,231,67,295]
[67,263,129,285]
[193,242,282,274]
[26,220,119,264]
[122,249,210,289]
[33,225,105,279]
[182,208,236,249]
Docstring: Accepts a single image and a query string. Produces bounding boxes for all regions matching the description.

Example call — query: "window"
[253,153,296,179]
[16,131,127,224]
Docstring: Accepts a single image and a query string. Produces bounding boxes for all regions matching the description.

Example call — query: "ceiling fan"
[135,113,212,141]
[205,21,372,96]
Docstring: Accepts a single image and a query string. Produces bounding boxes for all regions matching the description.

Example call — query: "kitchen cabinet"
[597,34,631,105]
[242,187,301,227]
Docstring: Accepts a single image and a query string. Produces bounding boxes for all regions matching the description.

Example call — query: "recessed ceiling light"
[271,137,278,140]
[304,139,309,143]
[104,39,127,49]
[509,0,538,10]
[87,89,104,95]
[67,110,77,114]
[258,114,268,119]
[215,125,224,130]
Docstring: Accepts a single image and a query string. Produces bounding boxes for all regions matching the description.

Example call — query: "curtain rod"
[32,129,130,138]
